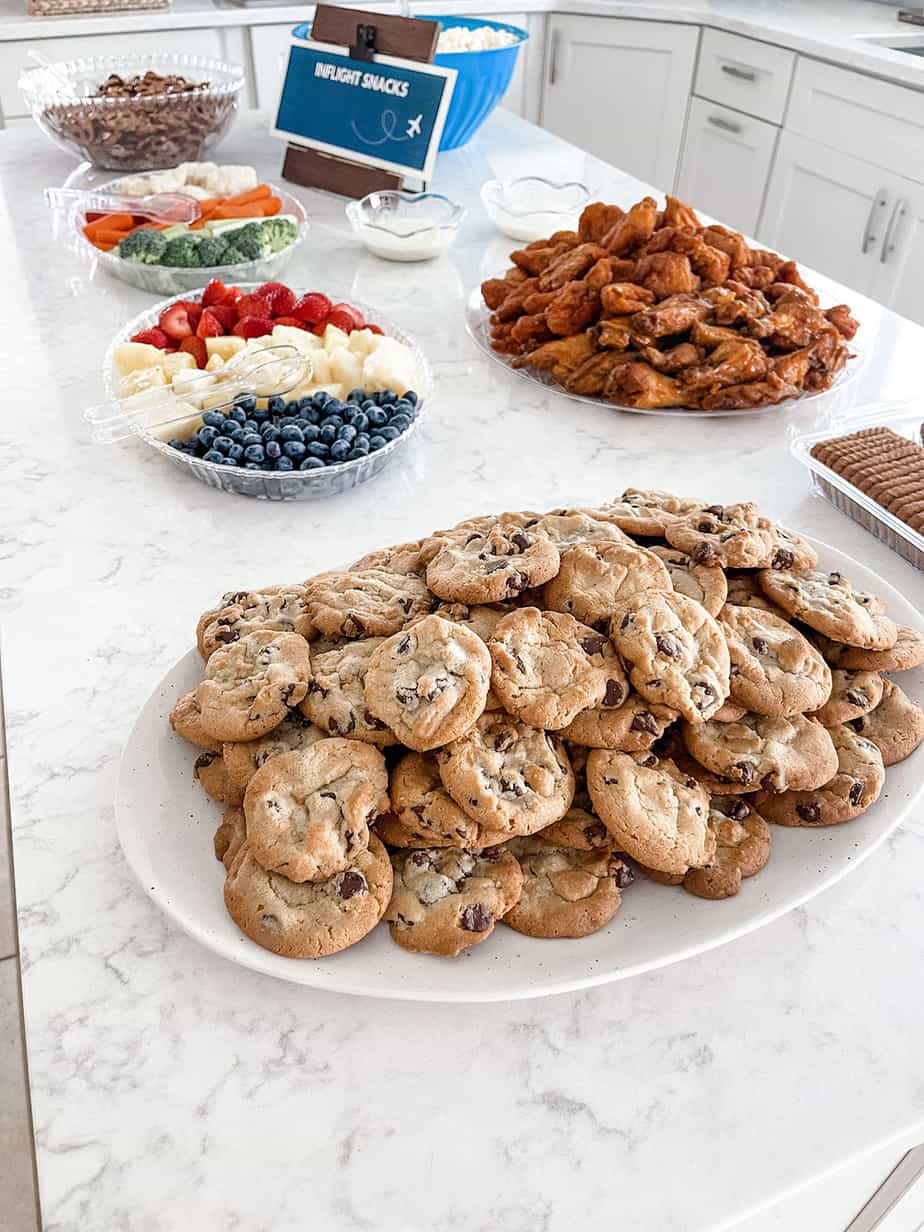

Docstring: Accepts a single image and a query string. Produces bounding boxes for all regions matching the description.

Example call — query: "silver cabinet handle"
[549,29,561,85]
[707,114,742,134]
[881,197,907,263]
[861,190,890,255]
[721,63,757,82]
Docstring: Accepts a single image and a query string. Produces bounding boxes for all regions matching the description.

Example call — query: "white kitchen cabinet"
[541,16,698,192]
[677,96,778,237]
[759,131,893,296]
[871,178,924,325]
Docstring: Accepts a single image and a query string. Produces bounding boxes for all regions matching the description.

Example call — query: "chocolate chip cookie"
[813,624,924,673]
[560,692,678,750]
[389,750,506,848]
[503,838,631,938]
[350,537,434,576]
[532,509,630,549]
[426,516,560,604]
[304,568,435,638]
[243,739,389,882]
[611,591,730,722]
[648,545,728,617]
[199,586,313,659]
[214,805,246,869]
[682,797,771,898]
[195,631,312,743]
[810,669,884,728]
[757,569,898,651]
[682,712,839,792]
[193,749,233,803]
[754,724,884,826]
[665,502,777,568]
[849,678,924,766]
[723,572,788,618]
[538,806,614,851]
[223,710,328,802]
[586,749,714,875]
[385,846,523,956]
[301,637,398,746]
[595,489,705,538]
[542,540,671,626]
[169,689,222,752]
[436,712,574,835]
[488,608,627,730]
[720,604,832,718]
[224,834,393,958]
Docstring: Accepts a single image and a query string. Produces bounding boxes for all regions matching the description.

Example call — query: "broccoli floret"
[220,245,247,265]
[259,217,299,254]
[160,235,204,268]
[197,235,228,267]
[229,230,263,262]
[117,227,168,265]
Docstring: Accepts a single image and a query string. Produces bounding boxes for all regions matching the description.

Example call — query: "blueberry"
[284,401,301,416]
[283,441,307,461]
[228,407,247,425]
[307,441,329,459]
[339,405,358,424]
[229,426,247,444]
[405,390,418,406]
[213,435,233,454]
[276,456,294,472]
[353,412,369,433]
[368,434,386,451]
[251,407,270,424]
[312,391,332,410]
[297,397,313,412]
[302,424,320,443]
[242,433,262,448]
[348,388,365,403]
[265,440,282,460]
[202,410,225,428]
[244,462,261,471]
[362,399,376,412]
[367,407,387,429]
[390,415,411,433]
[280,425,304,443]
[277,418,296,431]
[262,425,280,442]
[319,425,337,445]
[302,406,321,425]
[354,433,370,449]
[293,418,311,431]
[338,424,357,442]
[203,449,224,463]
[391,400,413,419]
[243,419,260,434]
[267,395,286,414]
[350,439,370,456]
[227,443,244,463]
[379,426,400,442]
[260,462,275,471]
[329,439,351,462]
[218,456,239,466]
[234,394,257,414]
[379,390,397,405]
[346,447,366,460]
[243,443,265,463]
[300,456,326,470]
[168,437,186,451]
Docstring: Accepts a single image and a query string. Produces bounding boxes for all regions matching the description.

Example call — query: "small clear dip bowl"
[346,190,465,262]
[481,176,590,242]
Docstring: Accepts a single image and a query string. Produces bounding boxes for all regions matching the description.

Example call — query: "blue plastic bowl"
[427,16,528,151]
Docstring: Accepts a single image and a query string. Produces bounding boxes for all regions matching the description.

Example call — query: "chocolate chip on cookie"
[810,668,883,728]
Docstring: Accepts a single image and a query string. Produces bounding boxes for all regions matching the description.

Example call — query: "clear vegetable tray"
[791,400,924,570]
[102,286,432,501]
[74,178,308,295]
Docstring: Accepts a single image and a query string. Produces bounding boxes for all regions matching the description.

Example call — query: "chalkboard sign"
[272,35,457,184]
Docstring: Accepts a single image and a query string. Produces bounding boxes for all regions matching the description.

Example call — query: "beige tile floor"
[0,736,42,1228]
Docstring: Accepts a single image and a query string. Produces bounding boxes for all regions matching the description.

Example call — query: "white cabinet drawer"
[677,96,778,236]
[0,28,230,121]
[695,27,794,125]
[787,57,924,184]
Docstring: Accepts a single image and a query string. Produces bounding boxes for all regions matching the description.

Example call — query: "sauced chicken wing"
[491,278,539,322]
[762,301,830,350]
[701,372,798,410]
[702,225,751,269]
[601,196,659,255]
[641,228,730,285]
[512,332,597,380]
[662,196,702,230]
[566,349,637,397]
[630,294,712,343]
[510,312,554,347]
[776,259,820,303]
[481,275,524,310]
[690,320,741,349]
[578,202,625,243]
[731,265,776,291]
[511,242,571,275]
[635,252,700,299]
[825,304,859,341]
[679,338,769,393]
[538,243,608,291]
[592,318,634,351]
[771,347,813,387]
[585,257,615,292]
[546,281,603,336]
[605,361,690,408]
[600,282,656,315]
[641,342,704,374]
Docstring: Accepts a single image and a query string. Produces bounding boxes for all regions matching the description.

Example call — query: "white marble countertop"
[6,0,924,94]
[3,108,924,1231]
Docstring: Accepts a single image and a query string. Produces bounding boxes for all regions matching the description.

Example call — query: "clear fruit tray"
[101,286,432,502]
[791,400,924,570]
[74,178,309,295]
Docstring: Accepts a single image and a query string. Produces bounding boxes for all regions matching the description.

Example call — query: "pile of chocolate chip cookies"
[168,490,924,961]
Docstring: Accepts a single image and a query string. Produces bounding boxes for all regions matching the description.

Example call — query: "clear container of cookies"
[791,400,924,570]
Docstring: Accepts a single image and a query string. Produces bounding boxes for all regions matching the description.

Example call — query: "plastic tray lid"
[85,344,311,444]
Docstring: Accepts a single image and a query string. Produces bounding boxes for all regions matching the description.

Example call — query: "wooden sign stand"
[281,5,441,199]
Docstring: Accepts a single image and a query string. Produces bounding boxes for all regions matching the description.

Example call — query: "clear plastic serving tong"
[45,187,202,225]
[85,346,312,444]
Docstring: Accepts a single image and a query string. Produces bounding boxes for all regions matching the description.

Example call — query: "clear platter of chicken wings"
[470,194,860,414]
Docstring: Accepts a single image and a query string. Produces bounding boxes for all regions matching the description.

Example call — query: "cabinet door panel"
[677,96,778,236]
[875,184,924,327]
[759,131,890,296]
[541,16,698,191]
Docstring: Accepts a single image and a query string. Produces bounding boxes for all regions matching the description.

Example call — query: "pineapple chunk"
[329,346,363,390]
[308,349,332,385]
[162,352,197,379]
[117,366,166,399]
[205,354,226,373]
[205,336,246,361]
[272,325,322,354]
[322,323,350,352]
[112,341,165,378]
[348,328,378,359]
[362,337,417,396]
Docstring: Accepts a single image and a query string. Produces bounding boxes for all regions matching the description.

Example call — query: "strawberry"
[223,286,243,308]
[333,301,365,329]
[310,322,326,336]
[201,279,230,307]
[158,302,195,341]
[131,326,170,349]
[325,306,359,333]
[196,308,224,339]
[207,304,236,331]
[293,292,332,326]
[367,323,384,335]
[235,292,271,320]
[176,300,202,330]
[179,336,208,368]
[232,315,274,340]
[273,315,308,329]
[255,281,297,317]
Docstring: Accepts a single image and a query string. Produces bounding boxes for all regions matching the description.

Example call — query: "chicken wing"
[512,332,597,380]
[775,260,820,304]
[511,242,570,275]
[662,196,702,230]
[510,312,555,348]
[762,301,829,350]
[491,278,539,322]
[825,304,859,341]
[630,294,712,343]
[538,243,608,292]
[691,320,741,349]
[579,203,625,243]
[601,197,658,256]
[605,361,690,409]
[702,225,751,270]
[592,318,634,351]
[731,265,776,291]
[546,281,603,335]
[700,372,798,410]
[585,257,615,292]
[641,342,704,374]
[635,252,700,299]
[679,338,769,393]
[522,290,560,314]
[600,282,656,315]
[481,277,519,310]
[566,349,638,397]
[771,347,813,387]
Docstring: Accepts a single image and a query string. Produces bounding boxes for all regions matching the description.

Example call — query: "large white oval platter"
[116,538,924,1002]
